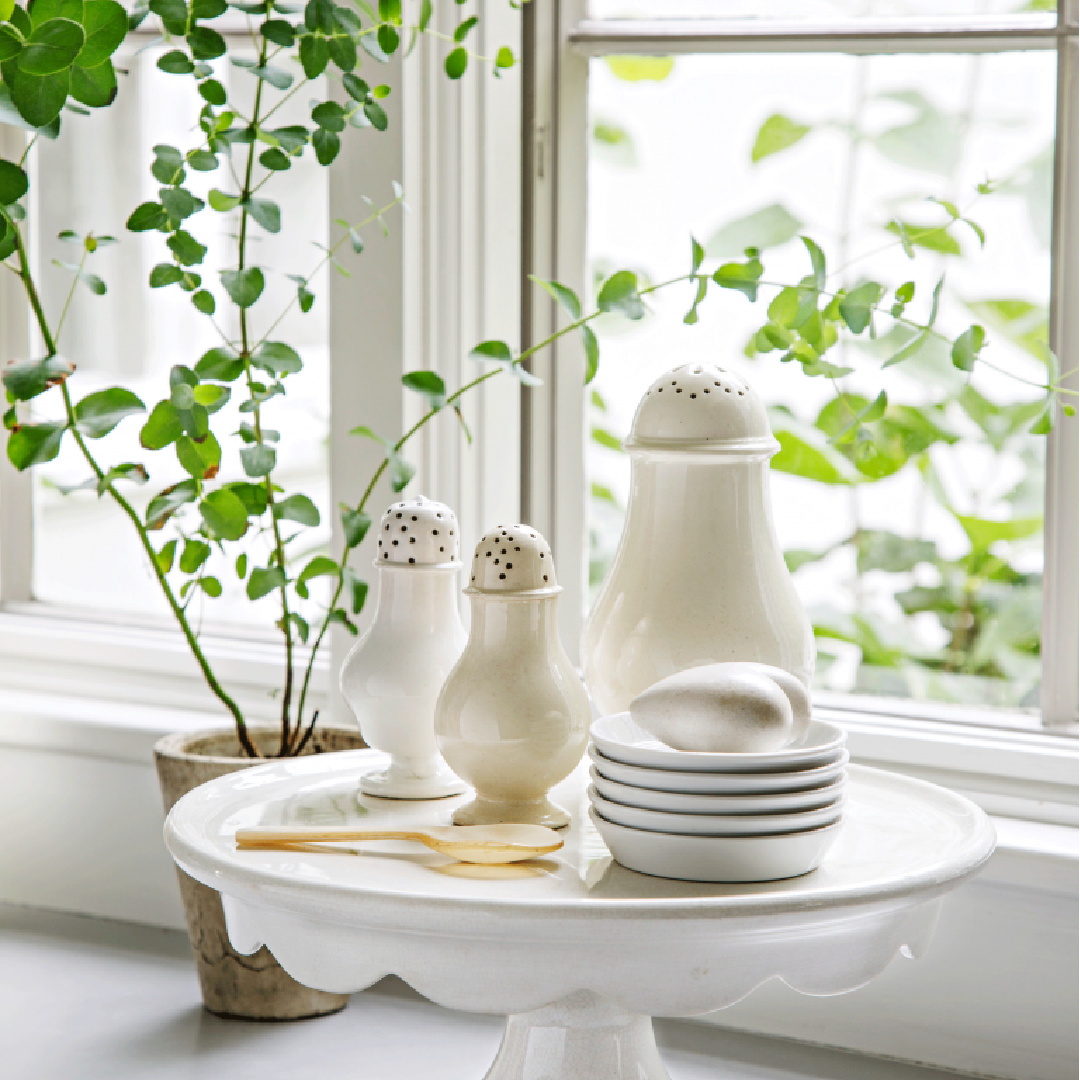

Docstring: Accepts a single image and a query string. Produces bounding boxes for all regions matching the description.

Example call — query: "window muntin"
[584,47,1058,712]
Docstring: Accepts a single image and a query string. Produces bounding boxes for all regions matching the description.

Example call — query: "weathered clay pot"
[155,725,367,1020]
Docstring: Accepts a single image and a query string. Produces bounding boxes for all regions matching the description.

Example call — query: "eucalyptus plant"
[1,1,1074,760]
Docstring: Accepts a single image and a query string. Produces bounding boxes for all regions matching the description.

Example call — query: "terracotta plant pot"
[154,725,366,1020]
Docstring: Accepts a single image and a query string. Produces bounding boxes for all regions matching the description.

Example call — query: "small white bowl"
[589,766,847,815]
[588,786,844,837]
[591,714,847,773]
[589,807,842,883]
[588,745,850,794]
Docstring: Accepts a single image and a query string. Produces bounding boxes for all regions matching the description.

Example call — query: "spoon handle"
[236,826,429,846]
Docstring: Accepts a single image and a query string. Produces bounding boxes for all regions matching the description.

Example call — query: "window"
[521,0,1078,731]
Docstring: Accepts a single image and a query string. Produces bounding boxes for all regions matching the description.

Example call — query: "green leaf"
[191,289,215,314]
[957,514,1041,553]
[250,60,292,88]
[0,160,29,205]
[590,425,622,452]
[155,538,177,573]
[312,127,339,164]
[126,201,167,232]
[197,79,226,106]
[452,15,477,43]
[885,219,961,256]
[19,17,84,76]
[581,323,599,384]
[495,45,513,71]
[683,274,708,325]
[376,22,397,55]
[274,491,319,526]
[187,25,226,58]
[802,236,826,290]
[156,49,193,75]
[838,282,884,335]
[604,55,673,82]
[751,113,810,163]
[343,567,367,613]
[298,32,328,78]
[74,386,145,437]
[145,479,199,529]
[175,431,221,478]
[6,420,65,468]
[199,575,222,598]
[295,553,337,598]
[951,324,986,372]
[362,99,387,131]
[853,529,938,574]
[401,369,446,409]
[259,147,291,170]
[140,399,183,449]
[225,480,268,516]
[200,487,249,541]
[529,275,581,319]
[243,197,280,233]
[194,346,243,381]
[208,188,241,212]
[0,24,23,65]
[160,186,203,220]
[220,266,264,307]
[883,329,929,369]
[387,451,415,493]
[69,58,116,107]
[444,45,466,79]
[179,537,211,573]
[240,442,276,477]
[246,565,285,599]
[251,340,301,375]
[149,262,183,288]
[235,552,247,578]
[8,67,69,126]
[2,354,74,400]
[149,0,188,34]
[597,270,645,320]
[705,203,801,257]
[193,383,229,412]
[469,339,513,365]
[167,230,207,266]
[712,253,763,301]
[829,390,888,443]
[94,462,149,494]
[326,607,358,634]
[341,506,371,548]
[770,428,854,485]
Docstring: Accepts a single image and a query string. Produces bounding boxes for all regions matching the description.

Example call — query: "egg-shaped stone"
[630,665,795,753]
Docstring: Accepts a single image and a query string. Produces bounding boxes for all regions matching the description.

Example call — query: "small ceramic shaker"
[435,525,590,829]
[339,496,468,800]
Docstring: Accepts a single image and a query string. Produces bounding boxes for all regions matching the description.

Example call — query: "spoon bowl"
[234,822,564,865]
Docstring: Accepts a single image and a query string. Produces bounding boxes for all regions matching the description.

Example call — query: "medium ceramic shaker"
[435,525,590,828]
[339,496,468,799]
[582,362,815,716]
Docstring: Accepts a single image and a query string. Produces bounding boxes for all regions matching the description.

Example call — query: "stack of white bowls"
[588,712,849,883]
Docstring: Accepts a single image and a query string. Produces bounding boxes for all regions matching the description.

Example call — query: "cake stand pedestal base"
[484,992,668,1080]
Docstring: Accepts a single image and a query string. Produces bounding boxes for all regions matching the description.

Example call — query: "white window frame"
[520,0,1079,745]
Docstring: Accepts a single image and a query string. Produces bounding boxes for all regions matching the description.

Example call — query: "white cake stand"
[165,752,994,1080]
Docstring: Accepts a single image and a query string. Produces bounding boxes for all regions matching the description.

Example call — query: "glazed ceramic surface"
[165,751,993,1080]
[581,364,815,717]
[436,525,590,829]
[589,808,843,884]
[630,662,813,750]
[587,745,850,794]
[339,497,467,800]
[588,766,847,815]
[591,714,846,773]
[588,786,844,837]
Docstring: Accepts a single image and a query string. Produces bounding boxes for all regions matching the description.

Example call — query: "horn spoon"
[234,823,564,865]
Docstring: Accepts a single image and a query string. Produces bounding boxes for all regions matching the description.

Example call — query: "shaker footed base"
[358,762,467,800]
[452,794,571,829]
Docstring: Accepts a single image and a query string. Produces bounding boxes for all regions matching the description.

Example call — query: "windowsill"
[0,903,1002,1080]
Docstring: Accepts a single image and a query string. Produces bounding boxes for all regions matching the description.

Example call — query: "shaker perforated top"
[376,496,460,567]
[624,363,779,455]
[466,524,560,597]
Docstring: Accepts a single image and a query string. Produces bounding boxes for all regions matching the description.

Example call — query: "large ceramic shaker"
[339,496,468,800]
[435,525,590,828]
[582,362,815,716]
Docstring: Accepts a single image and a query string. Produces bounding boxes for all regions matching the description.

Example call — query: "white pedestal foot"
[482,992,670,1080]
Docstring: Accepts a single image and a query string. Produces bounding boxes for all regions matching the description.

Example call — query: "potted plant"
[2,0,1068,1021]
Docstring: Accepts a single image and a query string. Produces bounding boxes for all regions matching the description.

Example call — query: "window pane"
[27,46,329,629]
[586,50,1054,711]
[587,1,1056,22]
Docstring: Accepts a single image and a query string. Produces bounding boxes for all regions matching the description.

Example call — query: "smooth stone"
[630,666,794,753]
